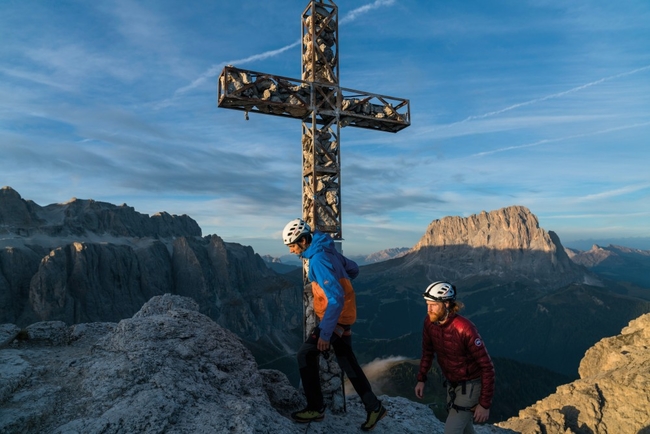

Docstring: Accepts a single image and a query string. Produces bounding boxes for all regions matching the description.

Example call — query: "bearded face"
[426,300,447,323]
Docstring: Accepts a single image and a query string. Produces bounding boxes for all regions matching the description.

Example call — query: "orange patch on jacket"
[311,279,357,325]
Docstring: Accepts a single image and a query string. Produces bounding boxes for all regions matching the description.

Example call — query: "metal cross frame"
[218,0,410,412]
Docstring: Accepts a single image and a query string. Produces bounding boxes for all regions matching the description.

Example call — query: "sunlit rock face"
[497,312,650,434]
[408,205,587,289]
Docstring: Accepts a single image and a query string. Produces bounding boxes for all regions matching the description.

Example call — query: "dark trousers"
[296,326,379,412]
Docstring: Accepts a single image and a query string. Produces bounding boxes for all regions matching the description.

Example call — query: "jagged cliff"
[0,295,515,434]
[497,312,650,433]
[0,185,201,238]
[0,187,302,360]
[408,206,587,289]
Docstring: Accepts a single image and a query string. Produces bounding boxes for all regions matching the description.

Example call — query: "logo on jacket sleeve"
[474,338,483,347]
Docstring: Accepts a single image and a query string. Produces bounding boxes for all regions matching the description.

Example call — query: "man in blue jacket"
[282,218,386,431]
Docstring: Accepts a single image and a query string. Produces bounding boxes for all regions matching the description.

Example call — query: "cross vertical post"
[217,0,410,412]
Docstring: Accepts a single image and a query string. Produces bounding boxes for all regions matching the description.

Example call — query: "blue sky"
[1,0,649,257]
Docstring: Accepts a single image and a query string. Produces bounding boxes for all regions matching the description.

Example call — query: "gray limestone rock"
[0,324,20,348]
[0,295,515,434]
[0,186,201,238]
[25,320,69,345]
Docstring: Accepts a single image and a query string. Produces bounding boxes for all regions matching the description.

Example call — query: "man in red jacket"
[414,281,495,433]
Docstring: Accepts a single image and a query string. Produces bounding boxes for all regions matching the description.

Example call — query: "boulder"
[497,313,650,433]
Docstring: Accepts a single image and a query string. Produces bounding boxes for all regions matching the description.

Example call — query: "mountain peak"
[408,205,587,288]
[414,205,549,251]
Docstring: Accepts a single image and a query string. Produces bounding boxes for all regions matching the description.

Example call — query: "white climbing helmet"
[423,281,456,302]
[282,218,311,245]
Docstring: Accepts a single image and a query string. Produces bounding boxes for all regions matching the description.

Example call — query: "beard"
[428,307,449,323]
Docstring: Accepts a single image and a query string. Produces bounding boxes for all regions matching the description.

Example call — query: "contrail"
[576,183,650,203]
[172,41,301,97]
[340,0,396,24]
[472,121,650,157]
[170,0,396,99]
[437,65,650,130]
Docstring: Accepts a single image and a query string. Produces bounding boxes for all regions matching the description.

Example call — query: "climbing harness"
[445,379,478,413]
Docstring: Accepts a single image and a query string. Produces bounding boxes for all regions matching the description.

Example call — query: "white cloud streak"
[471,121,650,157]
[339,0,396,25]
[437,65,650,131]
[575,183,650,203]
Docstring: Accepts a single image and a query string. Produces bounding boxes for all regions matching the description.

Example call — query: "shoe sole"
[361,408,387,431]
[292,416,325,423]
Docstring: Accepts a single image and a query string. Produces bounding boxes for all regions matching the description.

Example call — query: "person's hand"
[473,404,489,423]
[414,381,425,399]
[317,337,330,352]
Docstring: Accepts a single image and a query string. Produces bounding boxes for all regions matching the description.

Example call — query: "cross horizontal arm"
[218,66,411,133]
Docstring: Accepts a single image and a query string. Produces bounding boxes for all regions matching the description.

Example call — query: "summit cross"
[217,0,410,412]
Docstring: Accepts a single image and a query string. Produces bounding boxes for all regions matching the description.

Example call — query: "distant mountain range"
[566,244,650,288]
[563,237,650,251]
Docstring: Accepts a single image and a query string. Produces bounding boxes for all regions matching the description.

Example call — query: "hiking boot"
[291,406,325,423]
[361,402,387,431]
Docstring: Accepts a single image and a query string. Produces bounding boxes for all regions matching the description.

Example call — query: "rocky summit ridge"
[0,295,514,434]
[3,295,649,433]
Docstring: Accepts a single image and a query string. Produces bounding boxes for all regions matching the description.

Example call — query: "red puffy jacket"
[417,313,495,409]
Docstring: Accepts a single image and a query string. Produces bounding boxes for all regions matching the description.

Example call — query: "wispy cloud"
[545,210,650,219]
[340,0,396,25]
[471,121,650,157]
[0,66,74,92]
[575,183,650,203]
[436,65,650,131]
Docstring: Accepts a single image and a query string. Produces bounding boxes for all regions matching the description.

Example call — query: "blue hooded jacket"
[301,231,359,341]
